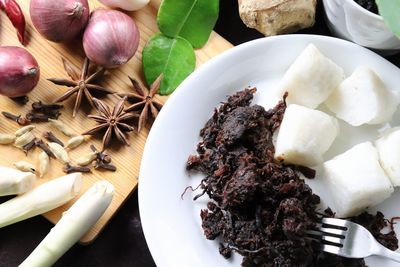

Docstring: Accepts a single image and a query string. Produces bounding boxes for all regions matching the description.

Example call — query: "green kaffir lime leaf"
[142,33,196,95]
[157,0,219,48]
[376,0,400,38]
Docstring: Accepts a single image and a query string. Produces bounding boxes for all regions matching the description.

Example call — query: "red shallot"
[0,47,40,97]
[83,9,140,68]
[29,0,89,43]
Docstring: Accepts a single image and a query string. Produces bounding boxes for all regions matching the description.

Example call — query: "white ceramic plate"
[139,35,400,267]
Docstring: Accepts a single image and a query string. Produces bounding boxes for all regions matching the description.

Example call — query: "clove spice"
[2,111,28,125]
[25,112,51,122]
[22,138,37,154]
[43,131,64,147]
[34,139,55,158]
[95,161,117,172]
[90,145,112,164]
[31,101,63,113]
[63,164,91,174]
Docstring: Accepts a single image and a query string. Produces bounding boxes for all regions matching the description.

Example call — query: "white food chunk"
[278,43,345,108]
[274,104,339,166]
[322,142,393,217]
[376,128,400,186]
[325,66,399,126]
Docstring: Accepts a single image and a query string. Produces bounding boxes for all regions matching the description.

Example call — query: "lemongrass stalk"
[0,166,36,197]
[20,181,114,267]
[0,173,82,228]
[0,166,36,196]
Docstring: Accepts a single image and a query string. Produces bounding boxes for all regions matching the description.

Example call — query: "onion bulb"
[30,0,89,43]
[98,0,149,11]
[83,9,140,68]
[0,47,40,97]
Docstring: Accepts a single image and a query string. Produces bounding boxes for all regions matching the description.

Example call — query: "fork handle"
[374,243,400,263]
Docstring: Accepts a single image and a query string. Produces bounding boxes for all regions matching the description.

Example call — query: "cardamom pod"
[39,151,50,178]
[65,135,86,150]
[49,119,76,137]
[76,152,97,166]
[0,133,15,144]
[14,161,36,173]
[15,125,35,137]
[48,142,70,164]
[14,132,35,148]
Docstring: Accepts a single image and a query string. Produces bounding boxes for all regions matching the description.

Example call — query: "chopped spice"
[63,164,91,174]
[22,138,36,154]
[48,57,113,117]
[0,0,26,45]
[34,139,55,158]
[95,161,117,172]
[186,88,397,266]
[25,112,51,122]
[43,131,64,147]
[119,74,163,132]
[82,97,137,151]
[2,111,28,125]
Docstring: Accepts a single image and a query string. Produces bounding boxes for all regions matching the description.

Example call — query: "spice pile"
[186,88,398,266]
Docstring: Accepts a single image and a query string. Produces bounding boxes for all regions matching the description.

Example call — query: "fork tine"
[318,225,346,237]
[322,235,345,245]
[322,218,348,229]
[322,243,342,254]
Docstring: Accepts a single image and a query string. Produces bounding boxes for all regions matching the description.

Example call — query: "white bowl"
[322,0,400,53]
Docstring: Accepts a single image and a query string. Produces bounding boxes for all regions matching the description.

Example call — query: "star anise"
[48,57,113,117]
[82,97,137,151]
[118,74,163,132]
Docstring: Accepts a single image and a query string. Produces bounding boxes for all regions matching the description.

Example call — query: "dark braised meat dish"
[186,88,398,266]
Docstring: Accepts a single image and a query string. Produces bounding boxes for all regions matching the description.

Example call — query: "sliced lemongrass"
[76,152,97,166]
[49,119,76,137]
[15,125,35,137]
[39,151,50,178]
[14,131,35,148]
[65,135,86,150]
[14,161,36,173]
[20,181,114,267]
[0,167,36,197]
[0,133,15,144]
[0,173,82,228]
[48,142,70,164]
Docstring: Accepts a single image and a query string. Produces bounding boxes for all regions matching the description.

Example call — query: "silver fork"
[307,217,400,262]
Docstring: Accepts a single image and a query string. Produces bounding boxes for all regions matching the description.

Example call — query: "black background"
[1,1,400,266]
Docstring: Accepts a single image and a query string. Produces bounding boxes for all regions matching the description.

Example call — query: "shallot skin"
[0,47,40,97]
[99,0,150,11]
[83,9,140,68]
[30,0,89,43]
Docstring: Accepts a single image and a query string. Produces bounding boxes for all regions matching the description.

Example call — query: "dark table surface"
[1,1,400,267]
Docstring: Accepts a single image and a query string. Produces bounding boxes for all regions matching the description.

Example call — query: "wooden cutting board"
[0,0,233,243]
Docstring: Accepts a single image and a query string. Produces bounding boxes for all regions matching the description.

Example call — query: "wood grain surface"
[0,0,233,243]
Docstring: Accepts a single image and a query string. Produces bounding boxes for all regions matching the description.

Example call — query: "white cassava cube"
[325,66,399,126]
[376,128,400,186]
[322,142,393,217]
[274,104,339,166]
[278,43,345,108]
